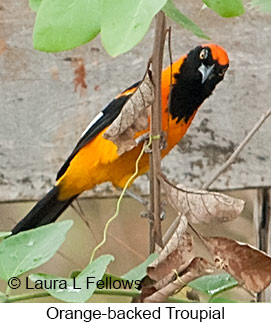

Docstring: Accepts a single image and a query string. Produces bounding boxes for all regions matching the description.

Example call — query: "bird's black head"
[170,44,229,123]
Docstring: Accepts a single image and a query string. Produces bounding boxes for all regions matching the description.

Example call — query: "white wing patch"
[80,112,104,138]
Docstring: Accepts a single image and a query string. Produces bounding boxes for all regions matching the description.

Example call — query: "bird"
[11,43,229,235]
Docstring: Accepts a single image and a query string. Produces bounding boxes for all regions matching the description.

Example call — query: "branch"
[149,11,167,252]
[202,107,271,189]
[4,287,185,303]
[4,289,141,303]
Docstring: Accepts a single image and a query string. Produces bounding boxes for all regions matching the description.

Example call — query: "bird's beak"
[198,64,215,84]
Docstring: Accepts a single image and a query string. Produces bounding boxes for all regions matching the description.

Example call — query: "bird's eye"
[199,48,208,60]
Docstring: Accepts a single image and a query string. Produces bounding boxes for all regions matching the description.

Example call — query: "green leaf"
[0,291,6,303]
[33,0,102,52]
[30,255,114,302]
[29,0,43,12]
[0,232,11,239]
[209,296,237,303]
[162,0,209,39]
[203,0,245,17]
[69,270,81,279]
[0,220,73,281]
[122,253,158,281]
[101,0,167,57]
[188,273,238,296]
[251,0,271,12]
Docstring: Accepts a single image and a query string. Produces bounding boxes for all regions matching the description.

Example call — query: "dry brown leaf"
[153,215,188,266]
[160,175,245,224]
[103,71,154,155]
[203,236,271,293]
[0,39,7,55]
[147,231,194,283]
[144,257,215,302]
[72,57,87,94]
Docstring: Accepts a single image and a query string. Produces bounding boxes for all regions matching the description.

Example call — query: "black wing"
[56,81,140,180]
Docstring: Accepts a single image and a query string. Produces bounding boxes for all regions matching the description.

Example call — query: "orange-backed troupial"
[11,44,229,235]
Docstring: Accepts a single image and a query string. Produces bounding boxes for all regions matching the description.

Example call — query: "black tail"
[11,186,76,235]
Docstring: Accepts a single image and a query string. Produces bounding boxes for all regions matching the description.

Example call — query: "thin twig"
[75,199,98,239]
[255,188,271,302]
[149,11,167,252]
[70,199,99,244]
[202,107,271,189]
[162,213,182,246]
[166,26,173,134]
[5,289,186,303]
